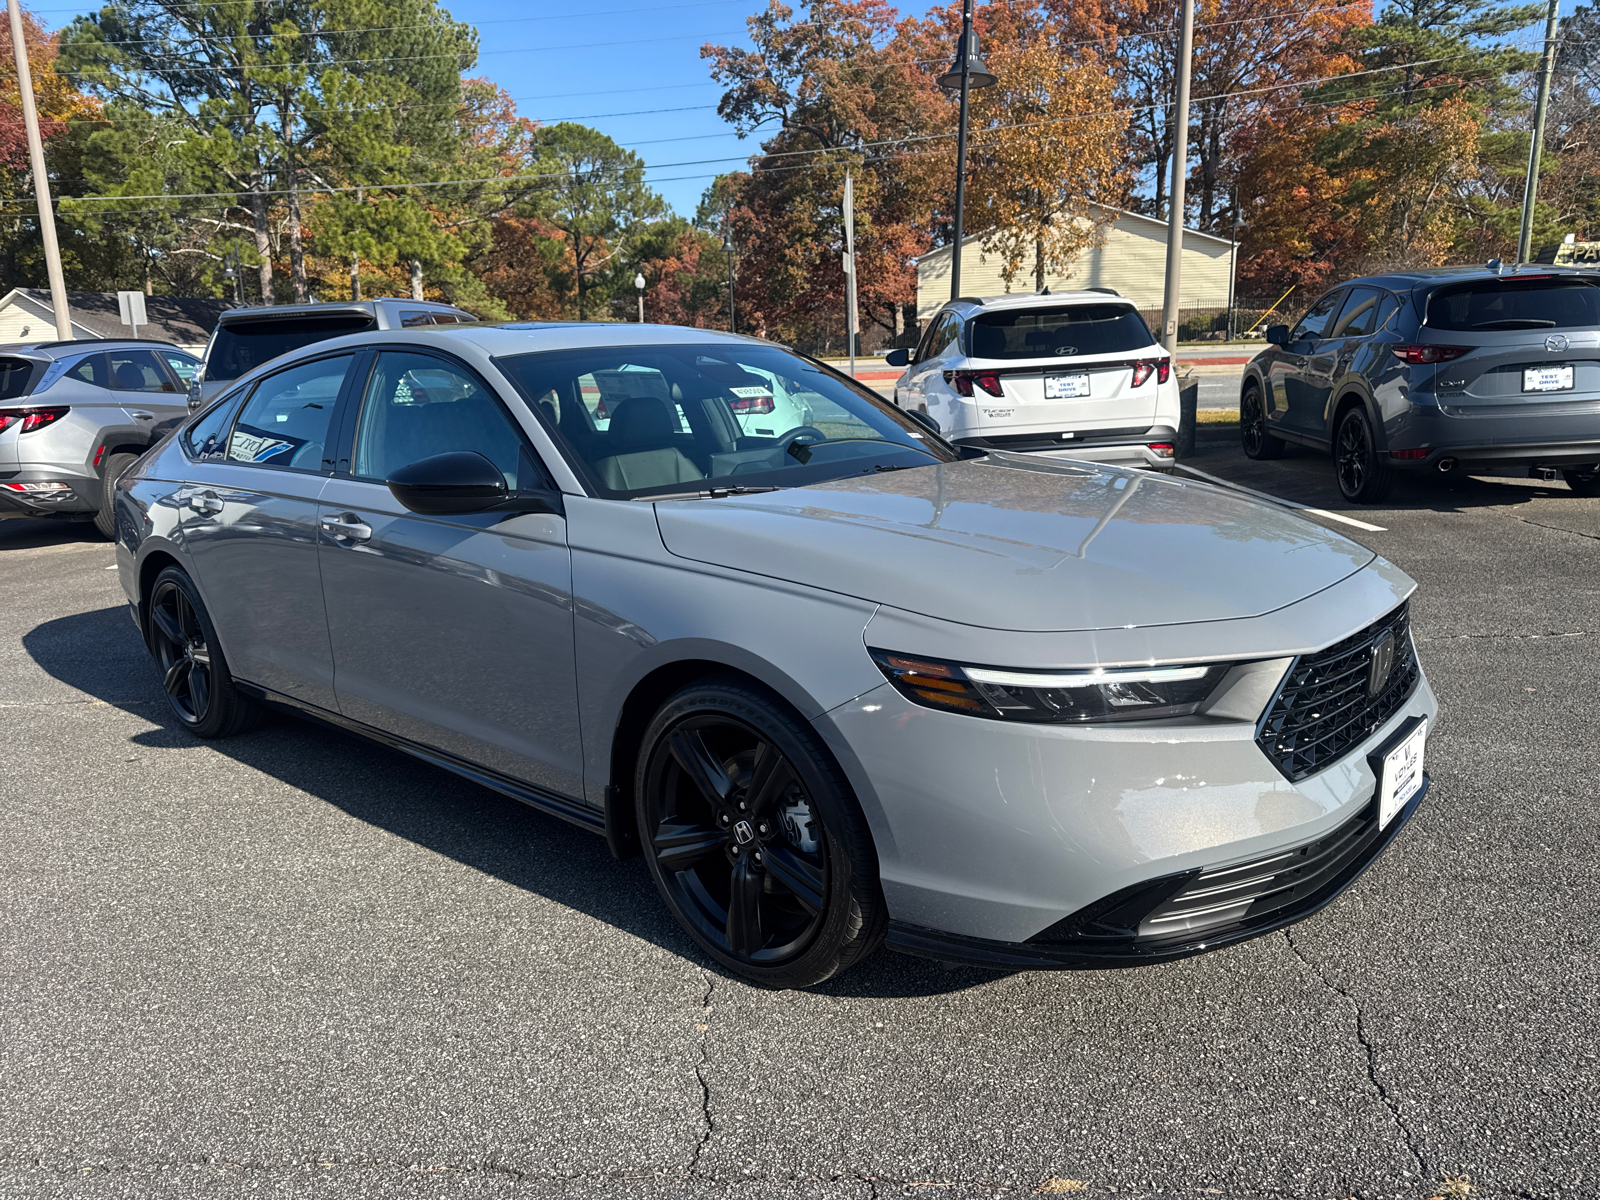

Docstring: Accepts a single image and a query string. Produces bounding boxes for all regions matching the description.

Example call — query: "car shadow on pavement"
[0,517,103,550]
[23,604,1010,999]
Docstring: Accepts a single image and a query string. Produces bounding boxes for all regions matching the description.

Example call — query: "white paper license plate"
[1377,718,1427,829]
[1044,373,1092,399]
[1523,365,1574,392]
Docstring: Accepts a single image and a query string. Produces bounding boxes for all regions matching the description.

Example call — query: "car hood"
[654,455,1376,632]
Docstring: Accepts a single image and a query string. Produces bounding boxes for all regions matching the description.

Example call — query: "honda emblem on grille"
[1367,630,1396,697]
[1547,334,1570,353]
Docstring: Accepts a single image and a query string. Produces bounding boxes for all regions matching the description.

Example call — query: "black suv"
[1242,264,1600,501]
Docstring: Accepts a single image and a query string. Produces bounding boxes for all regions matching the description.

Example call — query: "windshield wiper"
[641,485,783,501]
[1470,318,1557,329]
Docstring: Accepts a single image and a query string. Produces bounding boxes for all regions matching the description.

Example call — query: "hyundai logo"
[1546,334,1570,353]
[1367,630,1396,697]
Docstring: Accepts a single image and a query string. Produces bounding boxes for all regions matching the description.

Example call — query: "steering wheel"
[778,425,828,449]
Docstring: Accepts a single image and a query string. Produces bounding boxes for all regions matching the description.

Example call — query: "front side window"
[226,355,350,470]
[1425,277,1600,330]
[1331,288,1386,339]
[968,304,1155,359]
[109,349,176,393]
[1292,291,1345,342]
[352,352,547,491]
[497,343,954,500]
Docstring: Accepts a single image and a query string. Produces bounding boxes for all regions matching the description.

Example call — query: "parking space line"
[1173,463,1388,533]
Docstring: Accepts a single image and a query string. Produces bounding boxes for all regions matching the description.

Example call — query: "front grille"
[1257,602,1420,782]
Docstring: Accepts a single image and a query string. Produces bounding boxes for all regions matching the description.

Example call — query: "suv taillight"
[1393,345,1470,364]
[1131,359,1171,387]
[0,407,67,433]
[944,369,1004,397]
[728,394,775,414]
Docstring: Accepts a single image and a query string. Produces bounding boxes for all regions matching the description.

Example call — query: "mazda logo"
[1367,630,1396,697]
[1546,334,1570,353]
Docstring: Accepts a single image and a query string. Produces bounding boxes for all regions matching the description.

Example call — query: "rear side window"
[67,354,109,388]
[109,349,177,393]
[207,316,375,382]
[0,356,40,400]
[1332,288,1387,338]
[969,305,1154,360]
[399,310,435,328]
[1425,278,1600,331]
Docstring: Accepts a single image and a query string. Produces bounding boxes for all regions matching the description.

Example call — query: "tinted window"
[184,390,248,460]
[1332,288,1386,338]
[163,351,201,383]
[969,304,1155,359]
[66,354,109,388]
[226,355,350,469]
[0,356,39,400]
[352,352,546,491]
[398,310,435,328]
[1425,278,1600,330]
[207,316,375,382]
[1292,291,1344,341]
[497,343,953,499]
[109,349,176,393]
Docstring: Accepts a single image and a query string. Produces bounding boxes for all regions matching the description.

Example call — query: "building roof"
[0,289,235,344]
[913,205,1237,266]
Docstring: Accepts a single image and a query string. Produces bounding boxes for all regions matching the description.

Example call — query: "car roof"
[1338,264,1600,292]
[0,337,190,359]
[263,321,775,356]
[216,298,472,324]
[935,290,1134,317]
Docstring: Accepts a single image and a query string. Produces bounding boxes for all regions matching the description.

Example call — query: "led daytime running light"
[965,664,1212,688]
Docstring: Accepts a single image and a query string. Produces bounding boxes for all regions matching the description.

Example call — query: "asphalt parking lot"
[2,434,1597,1200]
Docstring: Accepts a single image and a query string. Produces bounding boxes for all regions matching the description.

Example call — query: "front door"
[1280,290,1346,437]
[318,349,585,800]
[178,353,354,710]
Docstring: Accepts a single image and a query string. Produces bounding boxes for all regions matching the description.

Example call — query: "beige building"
[0,289,232,353]
[915,206,1237,321]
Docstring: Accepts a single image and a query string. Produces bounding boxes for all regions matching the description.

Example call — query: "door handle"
[130,411,154,420]
[320,512,372,543]
[188,491,222,515]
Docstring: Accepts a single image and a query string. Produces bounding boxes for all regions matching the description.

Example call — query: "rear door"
[1419,275,1600,418]
[965,303,1163,436]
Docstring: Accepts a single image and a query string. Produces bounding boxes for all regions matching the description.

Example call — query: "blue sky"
[33,0,782,219]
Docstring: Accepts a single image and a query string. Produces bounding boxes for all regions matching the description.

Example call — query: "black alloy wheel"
[1334,406,1394,504]
[1240,385,1285,460]
[636,679,885,988]
[146,566,259,739]
[1563,466,1600,497]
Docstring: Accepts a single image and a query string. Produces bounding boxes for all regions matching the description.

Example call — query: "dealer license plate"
[1523,365,1574,392]
[1044,373,1092,399]
[1377,718,1427,829]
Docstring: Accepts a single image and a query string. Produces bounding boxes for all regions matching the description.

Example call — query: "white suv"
[887,291,1181,470]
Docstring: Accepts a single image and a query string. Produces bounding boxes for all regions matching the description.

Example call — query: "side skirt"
[236,682,607,837]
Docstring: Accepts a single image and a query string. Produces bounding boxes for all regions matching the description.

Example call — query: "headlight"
[869,650,1234,723]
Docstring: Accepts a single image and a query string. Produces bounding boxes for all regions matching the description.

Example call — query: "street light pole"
[1519,0,1561,263]
[635,272,646,323]
[938,0,996,304]
[1159,0,1196,353]
[7,0,71,341]
[725,235,736,335]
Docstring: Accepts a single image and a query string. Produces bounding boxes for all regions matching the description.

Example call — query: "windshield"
[206,315,375,382]
[968,304,1155,359]
[495,343,957,499]
[1425,278,1600,331]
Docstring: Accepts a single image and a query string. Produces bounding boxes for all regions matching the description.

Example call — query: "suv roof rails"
[7,337,183,351]
[952,296,985,306]
[1087,287,1122,296]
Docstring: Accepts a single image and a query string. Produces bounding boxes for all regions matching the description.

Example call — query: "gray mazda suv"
[1244,263,1600,502]
[113,323,1438,988]
[0,338,201,536]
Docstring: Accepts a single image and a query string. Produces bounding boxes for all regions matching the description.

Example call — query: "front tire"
[147,566,260,739]
[93,451,139,540]
[635,678,886,989]
[1563,466,1600,497]
[1334,406,1394,504]
[1240,384,1285,460]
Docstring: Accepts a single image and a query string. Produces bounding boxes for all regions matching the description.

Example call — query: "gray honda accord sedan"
[113,323,1437,988]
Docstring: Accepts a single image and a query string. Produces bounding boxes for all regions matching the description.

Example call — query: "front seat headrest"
[608,397,677,449]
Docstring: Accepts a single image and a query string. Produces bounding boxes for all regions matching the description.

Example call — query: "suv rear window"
[1425,278,1600,331]
[207,315,376,382]
[0,356,40,401]
[968,304,1154,359]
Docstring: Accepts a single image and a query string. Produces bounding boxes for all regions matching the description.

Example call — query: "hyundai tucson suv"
[0,338,201,536]
[1244,263,1600,501]
[191,298,476,408]
[113,321,1436,989]
[887,291,1181,469]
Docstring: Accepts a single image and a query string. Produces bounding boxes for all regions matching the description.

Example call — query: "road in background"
[2,448,1595,1199]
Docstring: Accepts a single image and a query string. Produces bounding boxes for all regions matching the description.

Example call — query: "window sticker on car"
[228,424,303,464]
[728,385,774,398]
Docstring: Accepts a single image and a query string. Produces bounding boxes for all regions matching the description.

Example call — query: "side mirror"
[1265,325,1291,346]
[186,380,203,412]
[387,451,564,517]
[907,408,941,435]
[884,348,911,367]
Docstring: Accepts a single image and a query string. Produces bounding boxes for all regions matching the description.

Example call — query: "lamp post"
[635,272,646,323]
[937,0,997,302]
[717,230,736,334]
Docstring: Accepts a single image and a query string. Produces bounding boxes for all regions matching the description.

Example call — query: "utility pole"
[1160,0,1195,354]
[7,0,71,341]
[1519,0,1562,263]
[844,171,859,377]
[939,0,995,302]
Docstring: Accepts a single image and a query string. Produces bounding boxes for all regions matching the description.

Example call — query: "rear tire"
[146,566,261,739]
[1563,467,1600,497]
[1334,406,1394,504]
[635,677,886,989]
[1240,384,1285,460]
[93,451,139,540]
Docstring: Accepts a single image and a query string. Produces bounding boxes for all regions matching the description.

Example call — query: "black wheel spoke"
[188,665,210,716]
[151,602,182,647]
[176,592,199,639]
[162,657,192,696]
[745,740,796,817]
[725,856,764,957]
[762,844,824,915]
[653,821,726,873]
[667,728,734,806]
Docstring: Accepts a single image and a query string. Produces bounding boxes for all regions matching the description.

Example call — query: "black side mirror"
[907,408,941,435]
[388,452,564,517]
[1265,325,1291,346]
[884,348,910,367]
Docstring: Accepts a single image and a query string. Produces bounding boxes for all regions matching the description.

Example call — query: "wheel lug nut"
[737,801,747,811]
[757,823,768,835]
[753,852,762,864]
[731,844,740,855]
[718,814,730,825]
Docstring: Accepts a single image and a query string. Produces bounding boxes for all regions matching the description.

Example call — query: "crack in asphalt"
[688,968,717,1175]
[1510,514,1600,542]
[1414,630,1589,643]
[1282,929,1428,1181]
